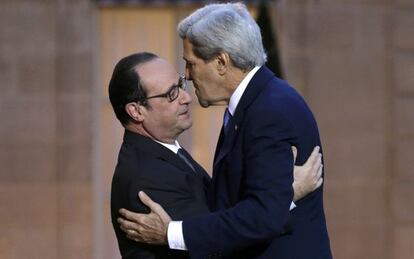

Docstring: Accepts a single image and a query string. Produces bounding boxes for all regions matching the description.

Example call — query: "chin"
[186,121,193,130]
[195,92,210,108]
[198,99,210,108]
[181,121,193,131]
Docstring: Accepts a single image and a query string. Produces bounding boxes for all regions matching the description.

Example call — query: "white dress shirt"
[153,139,181,154]
[167,66,295,251]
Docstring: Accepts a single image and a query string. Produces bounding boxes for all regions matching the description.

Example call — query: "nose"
[179,88,192,104]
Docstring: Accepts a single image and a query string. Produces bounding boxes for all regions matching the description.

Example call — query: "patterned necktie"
[177,148,196,173]
[223,107,232,135]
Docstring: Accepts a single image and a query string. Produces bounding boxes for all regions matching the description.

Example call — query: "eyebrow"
[171,76,181,86]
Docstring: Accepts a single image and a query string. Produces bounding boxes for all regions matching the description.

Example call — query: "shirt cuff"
[167,221,188,251]
[290,201,296,211]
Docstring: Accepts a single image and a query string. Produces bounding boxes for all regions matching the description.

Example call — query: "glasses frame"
[141,76,187,103]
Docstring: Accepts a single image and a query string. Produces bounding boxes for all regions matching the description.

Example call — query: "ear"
[125,102,145,122]
[216,52,230,75]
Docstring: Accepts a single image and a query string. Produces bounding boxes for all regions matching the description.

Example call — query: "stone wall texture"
[276,1,414,258]
[0,0,95,258]
[0,0,413,258]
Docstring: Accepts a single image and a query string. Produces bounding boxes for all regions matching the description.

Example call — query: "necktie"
[177,148,196,173]
[223,108,232,135]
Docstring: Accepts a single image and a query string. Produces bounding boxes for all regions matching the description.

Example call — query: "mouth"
[179,109,190,116]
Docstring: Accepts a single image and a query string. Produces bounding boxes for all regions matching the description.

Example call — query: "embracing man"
[115,2,332,259]
[109,52,322,258]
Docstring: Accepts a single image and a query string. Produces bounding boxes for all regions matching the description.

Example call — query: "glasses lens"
[168,85,179,102]
[167,77,187,102]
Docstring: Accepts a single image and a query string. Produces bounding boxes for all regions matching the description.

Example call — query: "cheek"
[192,65,207,80]
[162,106,180,122]
[191,69,199,81]
[152,107,173,123]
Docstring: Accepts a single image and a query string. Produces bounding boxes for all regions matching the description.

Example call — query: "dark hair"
[108,52,158,125]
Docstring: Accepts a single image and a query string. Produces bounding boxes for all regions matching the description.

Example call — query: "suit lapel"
[213,66,276,172]
[213,118,239,167]
[124,130,188,174]
[124,130,210,182]
[213,126,225,165]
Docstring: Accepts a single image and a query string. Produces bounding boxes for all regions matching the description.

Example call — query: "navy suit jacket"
[111,130,211,259]
[183,66,332,258]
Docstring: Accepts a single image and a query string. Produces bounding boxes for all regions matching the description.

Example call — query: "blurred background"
[0,0,413,258]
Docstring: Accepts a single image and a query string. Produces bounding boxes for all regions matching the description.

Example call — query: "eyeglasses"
[142,76,188,103]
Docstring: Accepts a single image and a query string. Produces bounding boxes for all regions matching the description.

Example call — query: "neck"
[224,68,250,103]
[125,123,176,144]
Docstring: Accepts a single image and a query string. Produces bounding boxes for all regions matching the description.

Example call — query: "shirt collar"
[228,66,261,116]
[153,139,181,154]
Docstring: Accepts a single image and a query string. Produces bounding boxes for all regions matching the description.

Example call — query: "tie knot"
[177,148,186,157]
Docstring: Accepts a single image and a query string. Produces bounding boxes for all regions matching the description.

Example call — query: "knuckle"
[137,225,143,232]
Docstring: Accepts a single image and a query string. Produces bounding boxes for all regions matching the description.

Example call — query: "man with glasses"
[109,52,323,258]
[109,52,210,259]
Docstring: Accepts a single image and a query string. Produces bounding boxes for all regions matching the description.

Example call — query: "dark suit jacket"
[111,130,211,259]
[182,66,332,259]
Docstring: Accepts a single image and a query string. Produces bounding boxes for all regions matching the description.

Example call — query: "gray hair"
[177,2,267,70]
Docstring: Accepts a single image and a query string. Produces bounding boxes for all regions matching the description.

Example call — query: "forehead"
[183,38,197,60]
[136,58,178,93]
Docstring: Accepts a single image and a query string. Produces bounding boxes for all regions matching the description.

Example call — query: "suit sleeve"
[182,108,295,258]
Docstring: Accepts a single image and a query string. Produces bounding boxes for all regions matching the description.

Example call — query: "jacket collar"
[213,66,275,167]
[123,130,210,180]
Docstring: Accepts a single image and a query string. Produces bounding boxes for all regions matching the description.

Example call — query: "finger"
[291,146,298,164]
[308,146,321,163]
[312,154,322,174]
[118,217,139,231]
[138,191,158,210]
[127,229,139,237]
[316,164,323,179]
[139,192,168,219]
[314,165,323,189]
[307,146,321,166]
[119,224,127,233]
[316,177,323,189]
[127,234,141,242]
[119,208,144,222]
[312,166,323,182]
[118,218,131,231]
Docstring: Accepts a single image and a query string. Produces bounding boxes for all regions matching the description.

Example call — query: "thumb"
[304,146,320,167]
[138,191,171,223]
[291,146,298,165]
[138,191,157,210]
